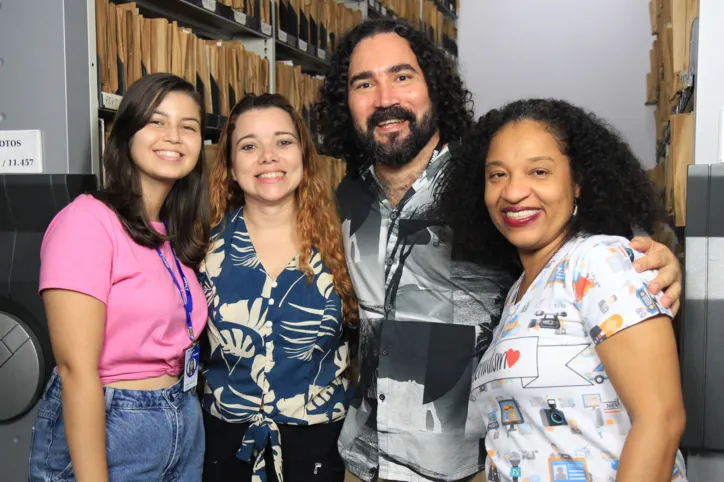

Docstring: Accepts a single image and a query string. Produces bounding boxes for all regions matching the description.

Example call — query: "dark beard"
[355,105,437,167]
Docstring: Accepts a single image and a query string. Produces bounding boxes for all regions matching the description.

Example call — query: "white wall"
[693,0,724,165]
[458,0,657,168]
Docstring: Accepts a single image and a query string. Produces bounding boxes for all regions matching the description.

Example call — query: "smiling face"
[129,91,203,186]
[230,106,304,206]
[484,120,580,254]
[347,32,436,166]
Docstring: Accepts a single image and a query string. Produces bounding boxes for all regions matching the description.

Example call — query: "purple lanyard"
[156,227,195,343]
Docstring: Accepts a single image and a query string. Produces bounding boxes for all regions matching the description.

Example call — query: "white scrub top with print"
[472,234,687,482]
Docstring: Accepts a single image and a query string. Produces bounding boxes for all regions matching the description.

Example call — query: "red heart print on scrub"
[506,349,520,368]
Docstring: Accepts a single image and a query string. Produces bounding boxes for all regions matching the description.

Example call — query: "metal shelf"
[99,93,226,139]
[366,0,396,20]
[275,36,330,75]
[433,0,457,21]
[121,0,272,40]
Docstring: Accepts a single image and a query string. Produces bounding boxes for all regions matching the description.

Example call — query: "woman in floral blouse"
[198,93,358,482]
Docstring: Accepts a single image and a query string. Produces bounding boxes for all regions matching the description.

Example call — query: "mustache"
[366,106,416,131]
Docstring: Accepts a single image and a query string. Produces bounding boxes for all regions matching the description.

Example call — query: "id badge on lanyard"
[156,231,198,392]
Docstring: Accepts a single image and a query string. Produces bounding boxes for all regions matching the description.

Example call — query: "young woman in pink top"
[27,73,211,482]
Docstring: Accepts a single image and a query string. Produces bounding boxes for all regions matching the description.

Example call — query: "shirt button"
[382,349,388,356]
[390,212,398,220]
[386,258,393,266]
[269,298,275,305]
[266,321,272,328]
[272,281,278,288]
[379,394,386,401]
[385,304,392,312]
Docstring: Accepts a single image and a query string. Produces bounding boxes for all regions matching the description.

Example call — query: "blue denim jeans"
[27,369,204,481]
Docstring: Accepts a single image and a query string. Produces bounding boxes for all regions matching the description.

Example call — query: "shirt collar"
[360,144,451,194]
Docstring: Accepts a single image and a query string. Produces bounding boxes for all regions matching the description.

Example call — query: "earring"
[571,200,578,220]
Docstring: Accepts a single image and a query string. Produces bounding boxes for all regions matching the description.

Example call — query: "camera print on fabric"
[470,234,687,482]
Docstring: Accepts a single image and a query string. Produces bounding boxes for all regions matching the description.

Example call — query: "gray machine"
[679,0,724,480]
[0,1,99,480]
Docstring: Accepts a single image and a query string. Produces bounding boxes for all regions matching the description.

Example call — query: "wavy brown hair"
[209,93,358,324]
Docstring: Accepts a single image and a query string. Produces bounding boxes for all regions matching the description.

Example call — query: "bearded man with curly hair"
[315,18,683,482]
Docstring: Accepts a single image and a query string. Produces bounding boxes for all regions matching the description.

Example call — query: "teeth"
[379,119,403,126]
[504,209,540,219]
[156,150,181,158]
[257,172,285,179]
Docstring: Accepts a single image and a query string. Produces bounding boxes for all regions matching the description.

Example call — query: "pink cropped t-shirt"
[38,194,207,384]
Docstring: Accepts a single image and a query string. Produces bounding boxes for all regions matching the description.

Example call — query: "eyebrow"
[349,63,418,86]
[153,110,201,124]
[486,156,555,167]
[235,131,298,146]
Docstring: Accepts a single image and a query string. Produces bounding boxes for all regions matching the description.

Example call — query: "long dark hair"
[315,18,475,175]
[208,93,358,324]
[93,73,211,267]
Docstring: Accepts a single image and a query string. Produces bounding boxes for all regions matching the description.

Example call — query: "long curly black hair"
[434,98,664,269]
[316,18,474,175]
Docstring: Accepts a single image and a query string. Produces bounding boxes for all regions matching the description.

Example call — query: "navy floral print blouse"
[198,207,351,481]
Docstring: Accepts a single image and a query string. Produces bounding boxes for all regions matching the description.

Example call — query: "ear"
[574,184,581,199]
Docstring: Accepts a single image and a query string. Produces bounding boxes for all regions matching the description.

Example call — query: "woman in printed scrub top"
[435,99,687,482]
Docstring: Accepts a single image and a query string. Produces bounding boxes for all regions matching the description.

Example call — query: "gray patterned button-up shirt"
[336,146,517,481]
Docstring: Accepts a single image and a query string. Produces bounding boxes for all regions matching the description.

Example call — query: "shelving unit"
[645,0,698,230]
[274,35,330,74]
[0,0,459,181]
[432,0,457,20]
[94,0,459,149]
[120,0,273,39]
[88,0,460,192]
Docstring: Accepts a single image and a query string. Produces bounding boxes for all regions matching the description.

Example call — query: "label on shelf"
[678,71,690,87]
[317,49,327,60]
[102,92,123,111]
[279,30,288,42]
[298,39,308,52]
[234,10,247,25]
[201,0,217,13]
[261,22,272,36]
[0,130,43,174]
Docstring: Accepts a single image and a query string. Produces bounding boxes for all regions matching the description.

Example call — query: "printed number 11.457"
[3,159,34,167]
